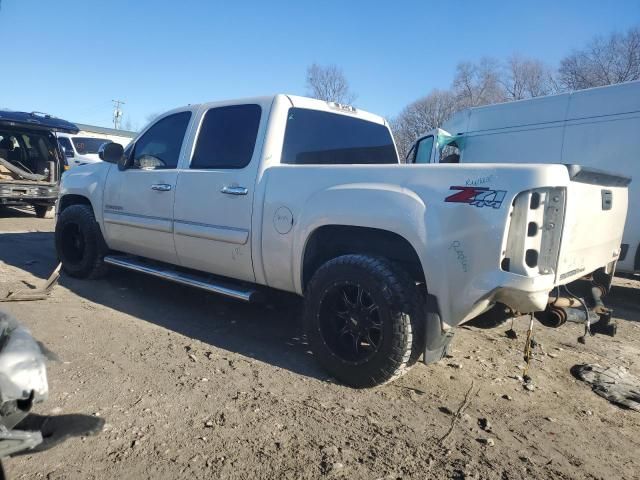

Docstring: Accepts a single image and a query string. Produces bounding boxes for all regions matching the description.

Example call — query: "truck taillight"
[501,187,566,276]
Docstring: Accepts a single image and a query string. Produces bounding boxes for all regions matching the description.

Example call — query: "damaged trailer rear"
[0,111,78,218]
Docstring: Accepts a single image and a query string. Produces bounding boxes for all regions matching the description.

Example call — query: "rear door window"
[281,108,397,165]
[190,104,261,169]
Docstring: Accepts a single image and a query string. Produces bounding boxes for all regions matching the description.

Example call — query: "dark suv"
[0,111,78,218]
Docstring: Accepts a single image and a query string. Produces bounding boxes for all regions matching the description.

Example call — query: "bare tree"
[558,26,640,90]
[452,58,505,108]
[391,57,557,161]
[501,55,556,100]
[391,25,640,161]
[144,112,163,125]
[121,115,138,132]
[306,63,357,104]
[391,89,458,161]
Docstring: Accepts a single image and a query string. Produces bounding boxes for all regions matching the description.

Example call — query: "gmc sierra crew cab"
[54,94,629,387]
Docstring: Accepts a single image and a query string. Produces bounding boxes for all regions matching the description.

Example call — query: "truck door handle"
[151,184,172,192]
[221,185,248,196]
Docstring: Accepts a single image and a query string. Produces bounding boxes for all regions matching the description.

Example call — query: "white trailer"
[410,80,640,273]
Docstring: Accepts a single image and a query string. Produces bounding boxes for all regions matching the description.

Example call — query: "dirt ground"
[0,206,639,480]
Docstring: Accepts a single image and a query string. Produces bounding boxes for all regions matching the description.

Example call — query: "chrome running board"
[104,255,259,303]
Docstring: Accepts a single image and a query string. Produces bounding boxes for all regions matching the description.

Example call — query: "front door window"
[132,112,191,170]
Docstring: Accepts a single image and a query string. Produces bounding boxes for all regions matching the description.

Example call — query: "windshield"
[72,137,110,155]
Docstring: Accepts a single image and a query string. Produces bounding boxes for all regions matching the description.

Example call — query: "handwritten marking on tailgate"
[465,174,495,186]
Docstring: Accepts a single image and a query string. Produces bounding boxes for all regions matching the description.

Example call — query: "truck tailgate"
[556,166,630,284]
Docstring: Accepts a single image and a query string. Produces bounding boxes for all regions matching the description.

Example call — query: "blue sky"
[1,0,638,130]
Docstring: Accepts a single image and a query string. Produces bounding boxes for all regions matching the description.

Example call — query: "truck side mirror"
[99,142,124,165]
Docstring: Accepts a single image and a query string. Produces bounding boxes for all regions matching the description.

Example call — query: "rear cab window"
[281,108,397,165]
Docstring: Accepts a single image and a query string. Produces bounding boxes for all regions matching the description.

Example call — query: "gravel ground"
[0,206,639,480]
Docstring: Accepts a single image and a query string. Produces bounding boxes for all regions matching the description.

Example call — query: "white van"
[57,131,131,169]
[410,80,639,273]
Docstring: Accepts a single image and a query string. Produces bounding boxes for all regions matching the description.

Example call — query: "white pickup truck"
[55,95,629,387]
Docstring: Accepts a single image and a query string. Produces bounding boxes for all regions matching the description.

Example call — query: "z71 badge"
[445,186,507,209]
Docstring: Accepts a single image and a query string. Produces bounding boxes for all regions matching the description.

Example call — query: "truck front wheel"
[304,255,422,388]
[55,204,109,279]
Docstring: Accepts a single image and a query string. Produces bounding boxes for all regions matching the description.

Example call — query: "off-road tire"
[55,204,109,279]
[387,261,426,367]
[304,254,423,388]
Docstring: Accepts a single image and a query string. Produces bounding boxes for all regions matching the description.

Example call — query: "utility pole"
[112,99,125,129]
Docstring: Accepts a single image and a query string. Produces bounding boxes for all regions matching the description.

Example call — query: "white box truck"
[409,80,639,273]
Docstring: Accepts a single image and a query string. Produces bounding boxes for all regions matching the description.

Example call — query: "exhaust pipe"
[547,296,582,308]
[535,304,567,328]
[563,307,599,324]
[537,285,616,337]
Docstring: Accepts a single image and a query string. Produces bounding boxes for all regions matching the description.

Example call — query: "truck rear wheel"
[304,255,423,388]
[55,204,109,279]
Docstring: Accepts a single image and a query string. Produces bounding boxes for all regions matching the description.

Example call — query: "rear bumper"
[493,285,550,312]
[421,281,550,365]
[452,271,558,328]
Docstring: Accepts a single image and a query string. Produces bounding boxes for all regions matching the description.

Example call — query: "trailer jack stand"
[522,314,535,382]
[505,318,518,339]
[590,309,617,337]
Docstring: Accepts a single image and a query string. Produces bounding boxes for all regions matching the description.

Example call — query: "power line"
[112,99,125,129]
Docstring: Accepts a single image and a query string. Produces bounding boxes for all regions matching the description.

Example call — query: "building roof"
[74,123,138,138]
